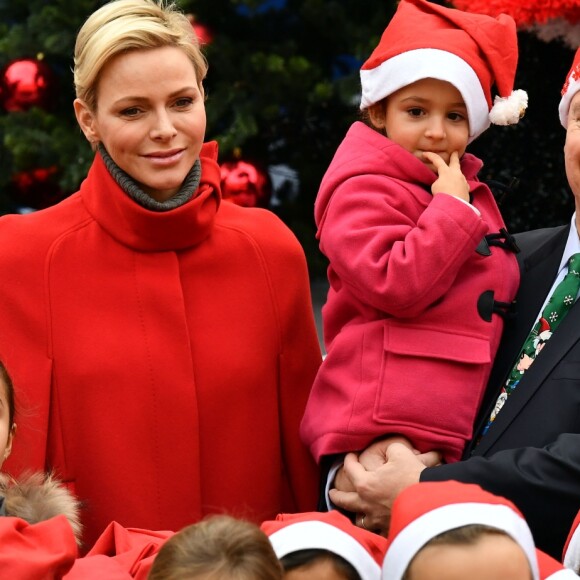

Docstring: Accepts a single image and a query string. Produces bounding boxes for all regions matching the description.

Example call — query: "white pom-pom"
[488,89,529,126]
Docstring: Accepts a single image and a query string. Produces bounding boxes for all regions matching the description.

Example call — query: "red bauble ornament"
[9,166,65,210]
[193,22,214,45]
[0,58,55,112]
[186,14,214,45]
[220,160,271,208]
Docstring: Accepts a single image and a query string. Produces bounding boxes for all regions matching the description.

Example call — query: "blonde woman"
[0,0,321,550]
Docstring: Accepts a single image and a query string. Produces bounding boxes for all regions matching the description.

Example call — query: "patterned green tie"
[481,252,580,437]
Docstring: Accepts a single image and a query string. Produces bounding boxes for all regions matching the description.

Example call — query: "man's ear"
[74,99,99,145]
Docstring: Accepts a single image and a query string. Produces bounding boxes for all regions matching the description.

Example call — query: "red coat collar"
[80,141,222,251]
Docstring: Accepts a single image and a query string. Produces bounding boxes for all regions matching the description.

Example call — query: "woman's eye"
[174,97,194,108]
[120,107,142,117]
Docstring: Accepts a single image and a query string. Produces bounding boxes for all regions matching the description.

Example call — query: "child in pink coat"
[300,0,527,471]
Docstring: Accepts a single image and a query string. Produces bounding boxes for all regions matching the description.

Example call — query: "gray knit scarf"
[98,144,201,212]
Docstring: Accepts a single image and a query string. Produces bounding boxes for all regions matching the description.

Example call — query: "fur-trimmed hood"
[0,472,82,544]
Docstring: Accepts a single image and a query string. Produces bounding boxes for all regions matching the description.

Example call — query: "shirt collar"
[559,212,580,273]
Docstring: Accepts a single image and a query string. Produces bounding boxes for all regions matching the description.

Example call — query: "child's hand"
[423,151,470,202]
[358,435,417,471]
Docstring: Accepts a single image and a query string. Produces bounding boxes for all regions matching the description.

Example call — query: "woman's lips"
[144,149,185,166]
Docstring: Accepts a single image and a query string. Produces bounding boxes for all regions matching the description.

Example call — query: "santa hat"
[382,481,539,580]
[559,48,580,128]
[261,511,387,580]
[535,317,552,343]
[360,0,528,141]
[562,508,580,573]
[537,549,579,579]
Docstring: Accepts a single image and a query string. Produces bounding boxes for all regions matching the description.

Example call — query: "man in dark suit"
[329,49,580,560]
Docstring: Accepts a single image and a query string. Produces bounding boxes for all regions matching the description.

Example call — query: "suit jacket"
[423,223,580,559]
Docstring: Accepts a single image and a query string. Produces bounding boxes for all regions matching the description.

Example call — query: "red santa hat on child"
[360,0,528,141]
[261,510,387,580]
[381,481,539,580]
[559,48,580,128]
[537,549,579,579]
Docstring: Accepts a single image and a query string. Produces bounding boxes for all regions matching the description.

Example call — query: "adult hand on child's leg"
[334,435,417,495]
[329,443,441,535]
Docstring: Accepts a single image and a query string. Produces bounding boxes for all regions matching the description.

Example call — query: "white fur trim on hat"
[559,76,580,128]
[359,48,489,141]
[546,570,580,579]
[382,503,539,580]
[489,89,528,125]
[268,520,381,580]
[563,519,580,573]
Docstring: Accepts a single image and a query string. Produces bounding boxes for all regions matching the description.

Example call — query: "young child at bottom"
[382,480,576,580]
[147,514,284,580]
[261,510,387,580]
[0,359,82,577]
[300,0,528,471]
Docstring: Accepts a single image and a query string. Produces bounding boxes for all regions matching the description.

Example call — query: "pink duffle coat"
[300,122,520,463]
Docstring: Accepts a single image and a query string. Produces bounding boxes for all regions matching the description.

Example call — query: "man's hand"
[333,435,416,494]
[329,443,441,534]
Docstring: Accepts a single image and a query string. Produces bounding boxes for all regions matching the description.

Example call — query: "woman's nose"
[150,111,177,140]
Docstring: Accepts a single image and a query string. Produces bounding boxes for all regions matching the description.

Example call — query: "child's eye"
[448,112,466,122]
[407,107,424,118]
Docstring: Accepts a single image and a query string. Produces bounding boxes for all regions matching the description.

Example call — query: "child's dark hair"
[402,524,514,580]
[0,360,15,429]
[280,548,361,580]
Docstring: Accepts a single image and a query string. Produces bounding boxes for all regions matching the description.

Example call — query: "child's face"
[0,378,14,469]
[373,78,470,172]
[405,533,533,580]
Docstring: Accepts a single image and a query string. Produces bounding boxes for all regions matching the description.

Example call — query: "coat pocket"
[373,322,491,440]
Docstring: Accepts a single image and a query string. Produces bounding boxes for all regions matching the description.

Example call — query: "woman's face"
[74,46,206,202]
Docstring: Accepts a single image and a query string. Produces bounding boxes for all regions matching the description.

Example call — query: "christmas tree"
[0,0,577,277]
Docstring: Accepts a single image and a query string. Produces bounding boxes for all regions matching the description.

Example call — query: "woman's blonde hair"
[148,515,284,580]
[73,0,208,112]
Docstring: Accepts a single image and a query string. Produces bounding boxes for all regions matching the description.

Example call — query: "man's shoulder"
[514,224,568,256]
